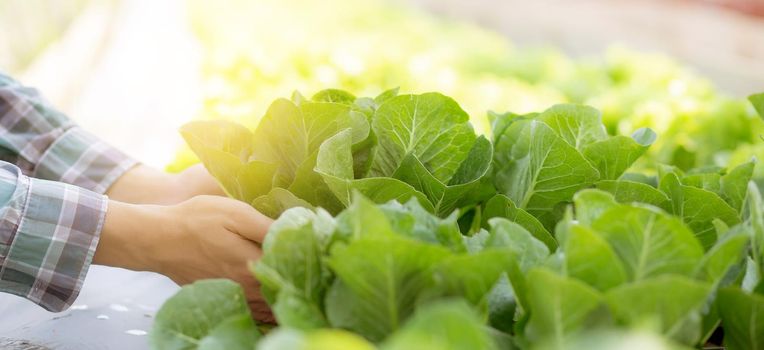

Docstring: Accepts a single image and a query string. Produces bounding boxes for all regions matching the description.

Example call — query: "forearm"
[105,165,181,205]
[92,200,163,272]
[105,164,225,205]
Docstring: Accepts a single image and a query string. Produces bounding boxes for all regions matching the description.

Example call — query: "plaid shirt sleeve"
[0,73,138,311]
[0,162,106,312]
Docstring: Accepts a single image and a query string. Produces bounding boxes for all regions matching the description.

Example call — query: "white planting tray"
[0,266,179,350]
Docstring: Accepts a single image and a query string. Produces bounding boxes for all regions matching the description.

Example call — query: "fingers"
[215,230,263,263]
[179,194,273,242]
[226,201,274,243]
[229,244,273,322]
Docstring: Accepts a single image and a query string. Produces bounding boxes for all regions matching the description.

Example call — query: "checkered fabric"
[0,73,137,311]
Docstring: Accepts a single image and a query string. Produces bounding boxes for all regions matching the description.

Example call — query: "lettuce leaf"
[150,280,260,350]
[491,104,654,230]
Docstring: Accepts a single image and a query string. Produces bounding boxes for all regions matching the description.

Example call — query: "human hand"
[106,164,224,205]
[93,195,275,322]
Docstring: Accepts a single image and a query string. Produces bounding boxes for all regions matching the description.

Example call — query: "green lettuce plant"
[151,91,764,350]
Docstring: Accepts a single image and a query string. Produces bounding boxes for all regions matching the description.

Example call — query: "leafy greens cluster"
[151,90,764,350]
[181,89,492,218]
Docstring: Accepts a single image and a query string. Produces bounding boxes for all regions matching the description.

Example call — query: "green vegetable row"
[150,90,764,349]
